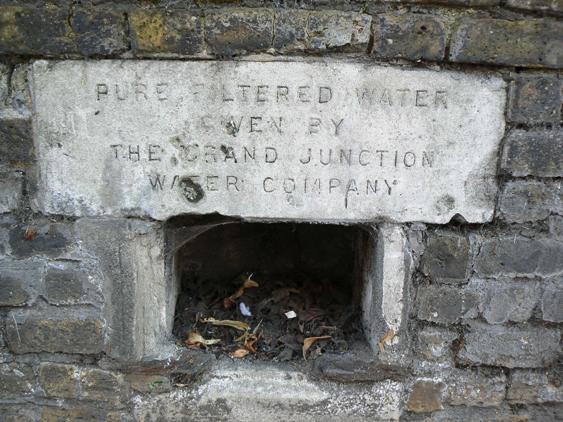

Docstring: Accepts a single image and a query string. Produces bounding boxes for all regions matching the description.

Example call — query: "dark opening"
[172,222,367,361]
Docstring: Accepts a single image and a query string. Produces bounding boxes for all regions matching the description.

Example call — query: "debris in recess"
[174,272,363,361]
[303,336,332,360]
[202,318,249,332]
[184,332,220,349]
[240,302,252,316]
[224,275,259,309]
[230,348,249,358]
[23,227,38,240]
[285,310,297,319]
[378,329,395,353]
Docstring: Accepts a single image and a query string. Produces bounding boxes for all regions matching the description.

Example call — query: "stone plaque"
[31,60,506,223]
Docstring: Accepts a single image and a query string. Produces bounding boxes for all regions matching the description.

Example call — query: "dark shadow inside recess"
[172,221,368,361]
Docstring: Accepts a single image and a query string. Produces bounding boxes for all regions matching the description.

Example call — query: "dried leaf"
[202,318,250,332]
[223,275,260,309]
[23,228,37,241]
[230,348,249,358]
[271,287,301,302]
[378,330,395,353]
[184,332,220,349]
[302,336,331,360]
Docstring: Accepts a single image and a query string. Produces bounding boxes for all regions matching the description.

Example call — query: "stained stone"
[31,60,505,223]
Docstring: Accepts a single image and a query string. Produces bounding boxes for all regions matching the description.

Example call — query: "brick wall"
[0,1,561,420]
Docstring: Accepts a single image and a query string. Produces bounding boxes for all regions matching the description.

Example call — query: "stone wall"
[0,1,561,421]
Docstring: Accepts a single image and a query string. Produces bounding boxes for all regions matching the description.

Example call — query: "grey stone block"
[445,368,506,407]
[5,309,104,354]
[204,9,273,56]
[0,363,35,397]
[307,11,371,51]
[449,18,563,68]
[421,231,470,283]
[475,237,563,278]
[478,280,541,324]
[406,380,445,413]
[507,369,563,404]
[0,258,43,306]
[541,279,563,322]
[416,285,478,324]
[508,75,561,124]
[8,221,71,258]
[80,368,126,404]
[44,261,98,305]
[129,10,204,56]
[549,216,563,239]
[416,326,459,365]
[39,362,79,399]
[501,130,563,178]
[373,14,446,61]
[272,10,307,52]
[458,322,560,368]
[0,117,33,165]
[0,63,8,104]
[0,170,23,213]
[499,180,561,223]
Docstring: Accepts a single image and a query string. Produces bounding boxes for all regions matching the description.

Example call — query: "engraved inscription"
[32,60,506,223]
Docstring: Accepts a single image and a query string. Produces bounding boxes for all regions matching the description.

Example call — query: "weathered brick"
[416,285,478,324]
[0,259,42,307]
[307,11,371,51]
[550,216,563,239]
[41,406,108,421]
[444,369,506,406]
[0,63,8,104]
[458,322,560,368]
[0,171,22,213]
[130,10,204,56]
[407,0,500,5]
[450,18,563,68]
[541,279,563,322]
[39,363,78,399]
[45,262,90,305]
[501,130,563,178]
[80,368,125,404]
[445,368,506,407]
[406,379,445,413]
[272,10,307,52]
[0,6,127,56]
[0,404,40,422]
[9,222,71,258]
[0,6,74,55]
[422,231,470,284]
[477,280,541,324]
[373,14,446,62]
[416,326,459,365]
[7,64,31,112]
[506,0,563,13]
[522,405,563,421]
[5,311,104,354]
[498,180,561,223]
[204,9,273,56]
[127,373,171,393]
[475,237,563,278]
[0,363,35,396]
[507,369,563,404]
[69,7,128,56]
[508,76,561,124]
[0,117,33,165]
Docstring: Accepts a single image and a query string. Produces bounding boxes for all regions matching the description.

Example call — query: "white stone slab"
[31,60,506,223]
